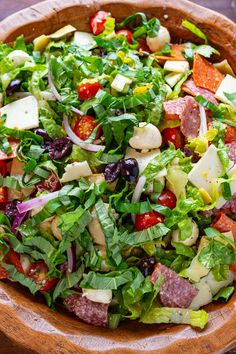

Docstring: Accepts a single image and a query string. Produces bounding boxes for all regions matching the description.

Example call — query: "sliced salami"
[227,142,236,163]
[150,263,198,308]
[163,96,200,138]
[182,78,219,105]
[64,294,108,327]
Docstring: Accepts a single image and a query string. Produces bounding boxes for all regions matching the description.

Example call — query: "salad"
[0,10,236,330]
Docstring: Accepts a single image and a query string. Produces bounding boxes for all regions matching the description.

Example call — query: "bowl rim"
[0,1,236,353]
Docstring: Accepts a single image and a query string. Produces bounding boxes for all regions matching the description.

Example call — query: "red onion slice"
[63,115,105,152]
[67,244,76,273]
[199,104,207,136]
[48,64,84,116]
[17,191,60,214]
[131,176,146,223]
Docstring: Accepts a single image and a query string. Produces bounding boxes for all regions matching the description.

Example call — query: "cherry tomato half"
[73,115,102,141]
[116,30,133,44]
[78,82,103,101]
[158,190,177,209]
[0,187,8,204]
[135,211,164,231]
[0,265,8,279]
[5,249,24,273]
[162,127,184,149]
[225,125,236,144]
[28,260,58,292]
[89,11,111,35]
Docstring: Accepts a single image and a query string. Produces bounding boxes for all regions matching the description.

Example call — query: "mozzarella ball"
[7,50,32,66]
[146,26,171,52]
[172,220,199,247]
[129,122,162,150]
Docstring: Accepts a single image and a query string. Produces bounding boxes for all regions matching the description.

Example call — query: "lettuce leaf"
[140,306,209,329]
[182,20,208,44]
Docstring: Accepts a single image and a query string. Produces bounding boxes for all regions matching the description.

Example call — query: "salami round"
[150,263,198,308]
[163,96,200,138]
[182,78,219,105]
[228,142,236,163]
[64,295,109,327]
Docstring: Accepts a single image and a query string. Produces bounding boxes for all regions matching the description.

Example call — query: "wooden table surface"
[0,0,235,353]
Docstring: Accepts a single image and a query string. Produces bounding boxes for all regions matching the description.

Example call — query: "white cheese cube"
[188,145,224,195]
[214,60,235,77]
[74,31,96,49]
[111,74,132,92]
[129,122,162,150]
[164,60,189,73]
[7,50,32,66]
[189,278,212,310]
[60,161,92,183]
[1,96,39,130]
[165,72,182,87]
[215,74,236,110]
[82,288,112,304]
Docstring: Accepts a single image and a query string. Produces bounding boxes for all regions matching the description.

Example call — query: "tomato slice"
[225,125,236,144]
[89,11,111,35]
[73,115,102,141]
[135,211,164,231]
[162,127,184,149]
[28,260,58,292]
[158,190,177,209]
[4,249,24,273]
[211,213,236,233]
[78,82,102,101]
[116,30,133,44]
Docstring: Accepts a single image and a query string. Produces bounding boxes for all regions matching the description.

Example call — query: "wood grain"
[0,0,236,353]
[0,0,235,22]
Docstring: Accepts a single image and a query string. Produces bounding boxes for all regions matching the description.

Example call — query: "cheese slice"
[74,31,96,49]
[165,72,182,88]
[215,74,236,110]
[164,60,189,73]
[60,161,92,183]
[188,145,224,195]
[1,96,39,130]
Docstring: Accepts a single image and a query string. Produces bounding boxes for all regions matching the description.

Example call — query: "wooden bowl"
[0,1,236,353]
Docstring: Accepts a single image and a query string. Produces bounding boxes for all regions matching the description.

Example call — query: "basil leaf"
[182,20,208,44]
[120,224,169,246]
[53,264,84,301]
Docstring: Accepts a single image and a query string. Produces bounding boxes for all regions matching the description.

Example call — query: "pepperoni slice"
[154,44,187,64]
[193,53,224,93]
